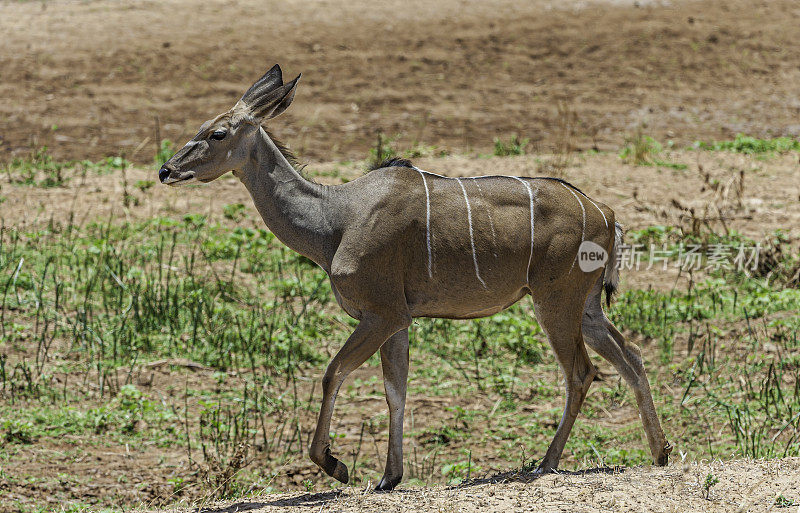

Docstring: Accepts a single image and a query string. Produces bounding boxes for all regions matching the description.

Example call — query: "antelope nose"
[159,166,171,183]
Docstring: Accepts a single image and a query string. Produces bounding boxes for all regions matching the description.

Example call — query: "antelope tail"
[603,222,623,307]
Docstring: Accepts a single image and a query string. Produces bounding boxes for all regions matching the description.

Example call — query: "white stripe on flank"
[456,178,487,288]
[471,179,497,251]
[562,183,586,273]
[417,169,433,278]
[582,193,608,227]
[510,176,535,284]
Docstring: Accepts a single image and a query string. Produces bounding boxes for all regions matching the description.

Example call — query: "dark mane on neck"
[263,127,300,168]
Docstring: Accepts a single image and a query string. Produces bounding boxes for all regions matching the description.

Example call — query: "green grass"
[155,139,175,167]
[693,134,800,154]
[493,134,529,156]
[3,148,130,187]
[619,133,686,168]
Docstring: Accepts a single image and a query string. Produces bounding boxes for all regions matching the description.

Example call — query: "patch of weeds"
[155,139,175,167]
[652,159,688,170]
[4,147,70,187]
[441,452,479,485]
[86,156,130,175]
[368,133,397,168]
[135,180,155,193]
[620,131,661,165]
[775,495,795,508]
[2,418,35,444]
[619,132,687,169]
[693,134,800,155]
[115,384,151,434]
[168,476,188,496]
[404,143,449,158]
[223,203,247,222]
[493,134,529,156]
[626,225,677,245]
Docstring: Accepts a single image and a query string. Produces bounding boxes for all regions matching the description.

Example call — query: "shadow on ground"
[198,467,626,511]
[454,465,626,488]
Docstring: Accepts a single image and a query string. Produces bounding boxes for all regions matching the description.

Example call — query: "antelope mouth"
[159,168,197,186]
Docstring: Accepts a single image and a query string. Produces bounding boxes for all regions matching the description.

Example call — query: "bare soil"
[158,458,800,513]
[2,0,800,165]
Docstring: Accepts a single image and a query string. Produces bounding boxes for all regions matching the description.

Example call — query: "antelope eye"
[210,130,227,140]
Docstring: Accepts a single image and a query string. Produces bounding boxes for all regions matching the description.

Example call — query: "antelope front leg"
[309,315,408,484]
[376,329,409,491]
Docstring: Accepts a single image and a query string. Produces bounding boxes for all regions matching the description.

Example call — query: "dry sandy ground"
[154,458,800,513]
[3,0,800,164]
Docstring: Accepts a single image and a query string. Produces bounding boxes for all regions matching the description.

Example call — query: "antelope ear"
[240,64,284,106]
[248,74,301,120]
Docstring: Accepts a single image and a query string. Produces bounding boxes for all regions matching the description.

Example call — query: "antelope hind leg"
[582,286,671,465]
[534,301,597,472]
[606,322,672,464]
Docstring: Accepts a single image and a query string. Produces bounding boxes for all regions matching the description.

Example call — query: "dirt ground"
[157,458,800,513]
[2,0,800,165]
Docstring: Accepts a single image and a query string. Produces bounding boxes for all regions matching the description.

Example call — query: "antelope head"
[159,64,300,186]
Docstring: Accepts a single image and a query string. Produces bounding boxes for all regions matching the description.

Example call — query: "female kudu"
[159,65,671,491]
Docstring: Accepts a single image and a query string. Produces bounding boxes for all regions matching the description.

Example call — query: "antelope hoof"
[311,445,350,484]
[321,456,349,483]
[375,474,402,492]
[330,459,349,484]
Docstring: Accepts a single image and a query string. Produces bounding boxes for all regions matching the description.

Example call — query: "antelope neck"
[236,127,336,271]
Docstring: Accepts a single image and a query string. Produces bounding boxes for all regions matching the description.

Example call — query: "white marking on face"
[511,177,535,284]
[416,169,433,279]
[227,150,232,159]
[456,178,487,289]
[562,183,586,273]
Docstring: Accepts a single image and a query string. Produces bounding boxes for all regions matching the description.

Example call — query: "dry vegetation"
[1,1,799,512]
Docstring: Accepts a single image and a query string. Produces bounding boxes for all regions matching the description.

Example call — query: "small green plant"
[774,495,795,508]
[223,203,247,222]
[702,472,719,500]
[135,180,155,193]
[168,476,188,496]
[115,384,151,434]
[86,407,112,434]
[155,139,175,167]
[368,133,397,168]
[302,479,314,492]
[620,131,661,165]
[493,134,529,156]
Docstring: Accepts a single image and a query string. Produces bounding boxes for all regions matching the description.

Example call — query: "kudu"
[159,65,671,490]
